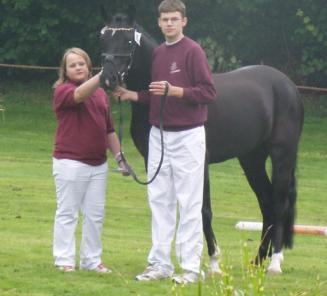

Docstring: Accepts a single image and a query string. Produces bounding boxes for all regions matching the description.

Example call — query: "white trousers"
[52,158,108,269]
[147,126,205,274]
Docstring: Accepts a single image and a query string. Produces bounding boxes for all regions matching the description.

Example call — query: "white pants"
[52,158,108,269]
[147,126,205,274]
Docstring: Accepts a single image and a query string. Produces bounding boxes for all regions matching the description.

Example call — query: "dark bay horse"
[100,13,304,275]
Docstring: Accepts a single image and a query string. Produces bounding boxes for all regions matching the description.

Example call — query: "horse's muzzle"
[100,54,120,91]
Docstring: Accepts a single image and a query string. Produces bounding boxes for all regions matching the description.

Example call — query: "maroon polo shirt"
[53,81,115,166]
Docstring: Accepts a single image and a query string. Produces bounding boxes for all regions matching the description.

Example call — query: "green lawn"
[0,81,326,295]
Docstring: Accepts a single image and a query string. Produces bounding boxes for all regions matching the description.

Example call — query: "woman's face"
[65,53,89,83]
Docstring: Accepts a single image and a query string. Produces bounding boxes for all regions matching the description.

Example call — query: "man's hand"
[113,87,138,101]
[149,81,169,96]
[149,81,183,97]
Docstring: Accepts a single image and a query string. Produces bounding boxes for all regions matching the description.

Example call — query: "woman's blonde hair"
[53,47,93,88]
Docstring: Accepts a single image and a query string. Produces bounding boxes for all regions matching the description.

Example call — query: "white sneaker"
[135,265,172,281]
[172,270,205,284]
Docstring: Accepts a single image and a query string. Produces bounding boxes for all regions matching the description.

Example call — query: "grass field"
[0,80,327,295]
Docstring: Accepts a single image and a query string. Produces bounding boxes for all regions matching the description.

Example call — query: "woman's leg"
[79,162,108,270]
[53,158,89,267]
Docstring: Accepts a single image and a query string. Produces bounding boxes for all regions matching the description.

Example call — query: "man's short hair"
[158,0,186,18]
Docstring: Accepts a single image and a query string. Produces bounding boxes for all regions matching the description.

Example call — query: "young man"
[115,0,216,284]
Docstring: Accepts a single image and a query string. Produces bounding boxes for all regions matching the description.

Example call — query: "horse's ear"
[127,4,136,25]
[100,4,113,24]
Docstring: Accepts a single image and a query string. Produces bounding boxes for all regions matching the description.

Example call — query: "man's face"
[158,12,187,43]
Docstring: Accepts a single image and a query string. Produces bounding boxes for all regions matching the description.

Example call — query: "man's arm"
[182,45,216,104]
[113,87,138,102]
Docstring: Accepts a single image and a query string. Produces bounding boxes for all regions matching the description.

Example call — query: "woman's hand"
[115,152,130,176]
[118,160,130,176]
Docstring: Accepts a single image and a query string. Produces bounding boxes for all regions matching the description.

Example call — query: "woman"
[52,47,127,273]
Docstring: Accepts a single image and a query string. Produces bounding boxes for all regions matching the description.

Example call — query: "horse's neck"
[127,29,157,129]
[126,35,155,91]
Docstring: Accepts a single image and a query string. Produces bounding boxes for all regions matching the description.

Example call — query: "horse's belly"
[205,108,271,163]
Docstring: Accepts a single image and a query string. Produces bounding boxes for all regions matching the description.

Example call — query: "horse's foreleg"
[202,157,222,274]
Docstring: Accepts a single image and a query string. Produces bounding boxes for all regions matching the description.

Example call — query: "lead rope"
[118,82,168,185]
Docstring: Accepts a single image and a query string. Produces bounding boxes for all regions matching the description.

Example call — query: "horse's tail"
[272,72,303,249]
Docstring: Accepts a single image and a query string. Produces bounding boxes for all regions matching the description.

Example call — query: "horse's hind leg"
[238,147,274,265]
[266,143,298,275]
[202,154,222,274]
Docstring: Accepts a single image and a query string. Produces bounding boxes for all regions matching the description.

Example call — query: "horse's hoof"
[208,266,223,276]
[207,247,223,276]
[208,260,223,276]
[267,265,282,275]
[266,252,283,275]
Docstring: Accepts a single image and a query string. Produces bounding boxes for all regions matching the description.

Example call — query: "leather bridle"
[101,26,137,85]
[101,25,168,185]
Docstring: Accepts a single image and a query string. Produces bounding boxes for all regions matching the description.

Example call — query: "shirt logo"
[170,62,181,74]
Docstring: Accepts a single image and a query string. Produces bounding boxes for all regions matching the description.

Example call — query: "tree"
[294,0,327,85]
[1,0,326,85]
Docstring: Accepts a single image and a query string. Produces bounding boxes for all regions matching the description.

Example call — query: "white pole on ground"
[235,221,327,236]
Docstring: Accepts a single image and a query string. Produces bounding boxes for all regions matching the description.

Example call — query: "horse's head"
[100,13,139,91]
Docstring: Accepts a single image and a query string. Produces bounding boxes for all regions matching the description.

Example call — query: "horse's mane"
[109,13,158,47]
[134,23,158,47]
